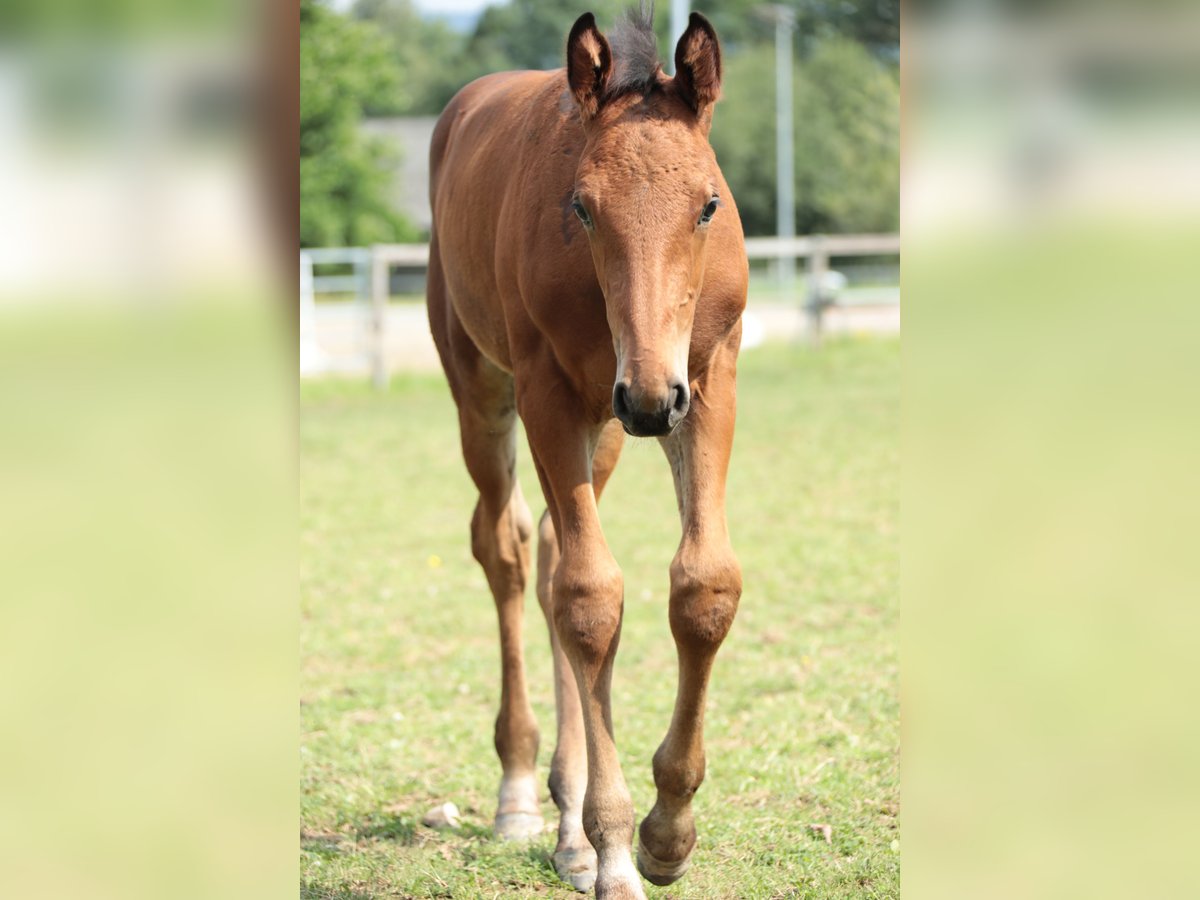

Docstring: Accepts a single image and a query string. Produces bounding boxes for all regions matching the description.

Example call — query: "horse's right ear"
[566,12,612,121]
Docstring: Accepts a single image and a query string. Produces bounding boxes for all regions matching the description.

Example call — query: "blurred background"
[299,0,901,380]
[906,5,1200,900]
[1,0,1198,898]
[0,4,294,900]
[299,7,902,899]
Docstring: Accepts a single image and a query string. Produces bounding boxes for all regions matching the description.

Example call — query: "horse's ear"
[673,12,722,117]
[566,12,612,121]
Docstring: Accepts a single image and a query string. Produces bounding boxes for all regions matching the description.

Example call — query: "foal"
[427,9,747,897]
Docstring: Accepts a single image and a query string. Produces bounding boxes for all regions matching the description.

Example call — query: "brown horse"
[426,7,746,897]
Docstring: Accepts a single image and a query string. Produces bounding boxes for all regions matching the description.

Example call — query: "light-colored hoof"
[554,846,598,893]
[636,835,692,887]
[494,811,545,841]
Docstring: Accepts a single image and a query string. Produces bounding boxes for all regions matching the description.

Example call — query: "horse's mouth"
[617,414,684,439]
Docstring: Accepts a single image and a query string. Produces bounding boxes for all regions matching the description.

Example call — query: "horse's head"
[566,10,725,437]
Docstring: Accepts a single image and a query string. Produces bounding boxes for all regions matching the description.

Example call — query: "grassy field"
[300,337,899,899]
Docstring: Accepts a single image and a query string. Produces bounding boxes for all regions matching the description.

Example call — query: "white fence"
[302,235,899,386]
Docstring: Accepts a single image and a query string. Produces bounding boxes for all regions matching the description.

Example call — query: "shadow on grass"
[301,830,351,859]
[353,811,496,846]
[524,842,559,882]
[455,821,494,840]
[355,813,419,844]
[301,884,376,900]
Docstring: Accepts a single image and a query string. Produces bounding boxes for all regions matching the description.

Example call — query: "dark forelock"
[606,2,662,99]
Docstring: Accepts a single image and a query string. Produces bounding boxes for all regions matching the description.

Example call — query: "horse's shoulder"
[441,70,560,121]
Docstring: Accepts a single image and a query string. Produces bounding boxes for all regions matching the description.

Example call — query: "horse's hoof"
[636,835,692,887]
[494,811,544,841]
[554,846,598,893]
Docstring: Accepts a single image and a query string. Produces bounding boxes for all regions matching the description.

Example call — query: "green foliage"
[350,0,472,116]
[692,0,899,56]
[794,38,900,234]
[300,0,417,247]
[712,38,899,236]
[352,1,675,114]
[303,0,899,245]
[467,0,636,73]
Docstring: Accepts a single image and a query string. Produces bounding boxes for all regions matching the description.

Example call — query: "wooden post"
[370,248,389,390]
[299,251,325,376]
[805,235,828,347]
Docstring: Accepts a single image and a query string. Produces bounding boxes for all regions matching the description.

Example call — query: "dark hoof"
[636,835,692,886]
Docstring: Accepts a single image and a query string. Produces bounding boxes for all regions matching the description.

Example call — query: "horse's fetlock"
[547,768,567,809]
[582,794,635,851]
[494,709,539,767]
[652,746,706,800]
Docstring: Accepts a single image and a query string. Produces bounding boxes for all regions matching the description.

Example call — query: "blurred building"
[361,115,437,234]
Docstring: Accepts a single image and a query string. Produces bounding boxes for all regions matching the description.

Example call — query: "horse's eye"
[699,197,721,225]
[572,199,592,228]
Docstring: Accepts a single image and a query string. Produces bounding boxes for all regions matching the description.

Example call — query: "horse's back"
[431,71,542,195]
[429,69,564,373]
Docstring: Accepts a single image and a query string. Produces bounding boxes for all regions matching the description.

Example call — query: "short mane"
[606,1,662,98]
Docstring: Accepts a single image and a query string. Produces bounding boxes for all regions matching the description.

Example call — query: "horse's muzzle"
[612,379,690,437]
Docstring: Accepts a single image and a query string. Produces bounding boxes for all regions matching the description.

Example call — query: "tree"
[300,0,417,247]
[792,38,899,233]
[350,0,471,116]
[691,0,900,61]
[710,37,899,235]
[466,0,632,74]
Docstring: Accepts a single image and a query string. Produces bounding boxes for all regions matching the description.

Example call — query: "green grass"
[301,337,899,899]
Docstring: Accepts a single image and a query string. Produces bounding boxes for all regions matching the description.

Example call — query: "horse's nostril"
[670,383,690,415]
[613,382,632,420]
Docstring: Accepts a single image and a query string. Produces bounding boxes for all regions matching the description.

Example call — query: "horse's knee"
[668,546,741,652]
[552,551,623,668]
[582,790,635,850]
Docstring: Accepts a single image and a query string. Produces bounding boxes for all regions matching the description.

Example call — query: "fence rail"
[367,234,901,269]
[301,235,899,385]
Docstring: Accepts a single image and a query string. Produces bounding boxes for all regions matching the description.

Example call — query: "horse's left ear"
[673,12,722,117]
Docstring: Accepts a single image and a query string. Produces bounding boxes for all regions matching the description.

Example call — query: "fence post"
[299,251,325,376]
[805,235,828,347]
[370,247,389,390]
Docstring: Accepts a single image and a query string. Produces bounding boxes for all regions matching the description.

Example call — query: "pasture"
[301,337,899,899]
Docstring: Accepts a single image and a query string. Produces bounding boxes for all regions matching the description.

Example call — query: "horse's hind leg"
[429,271,542,840]
[468,437,541,841]
[534,419,624,892]
[463,377,543,839]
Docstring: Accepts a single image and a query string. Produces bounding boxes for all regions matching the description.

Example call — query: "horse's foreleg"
[525,400,645,900]
[534,419,624,893]
[638,342,743,886]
